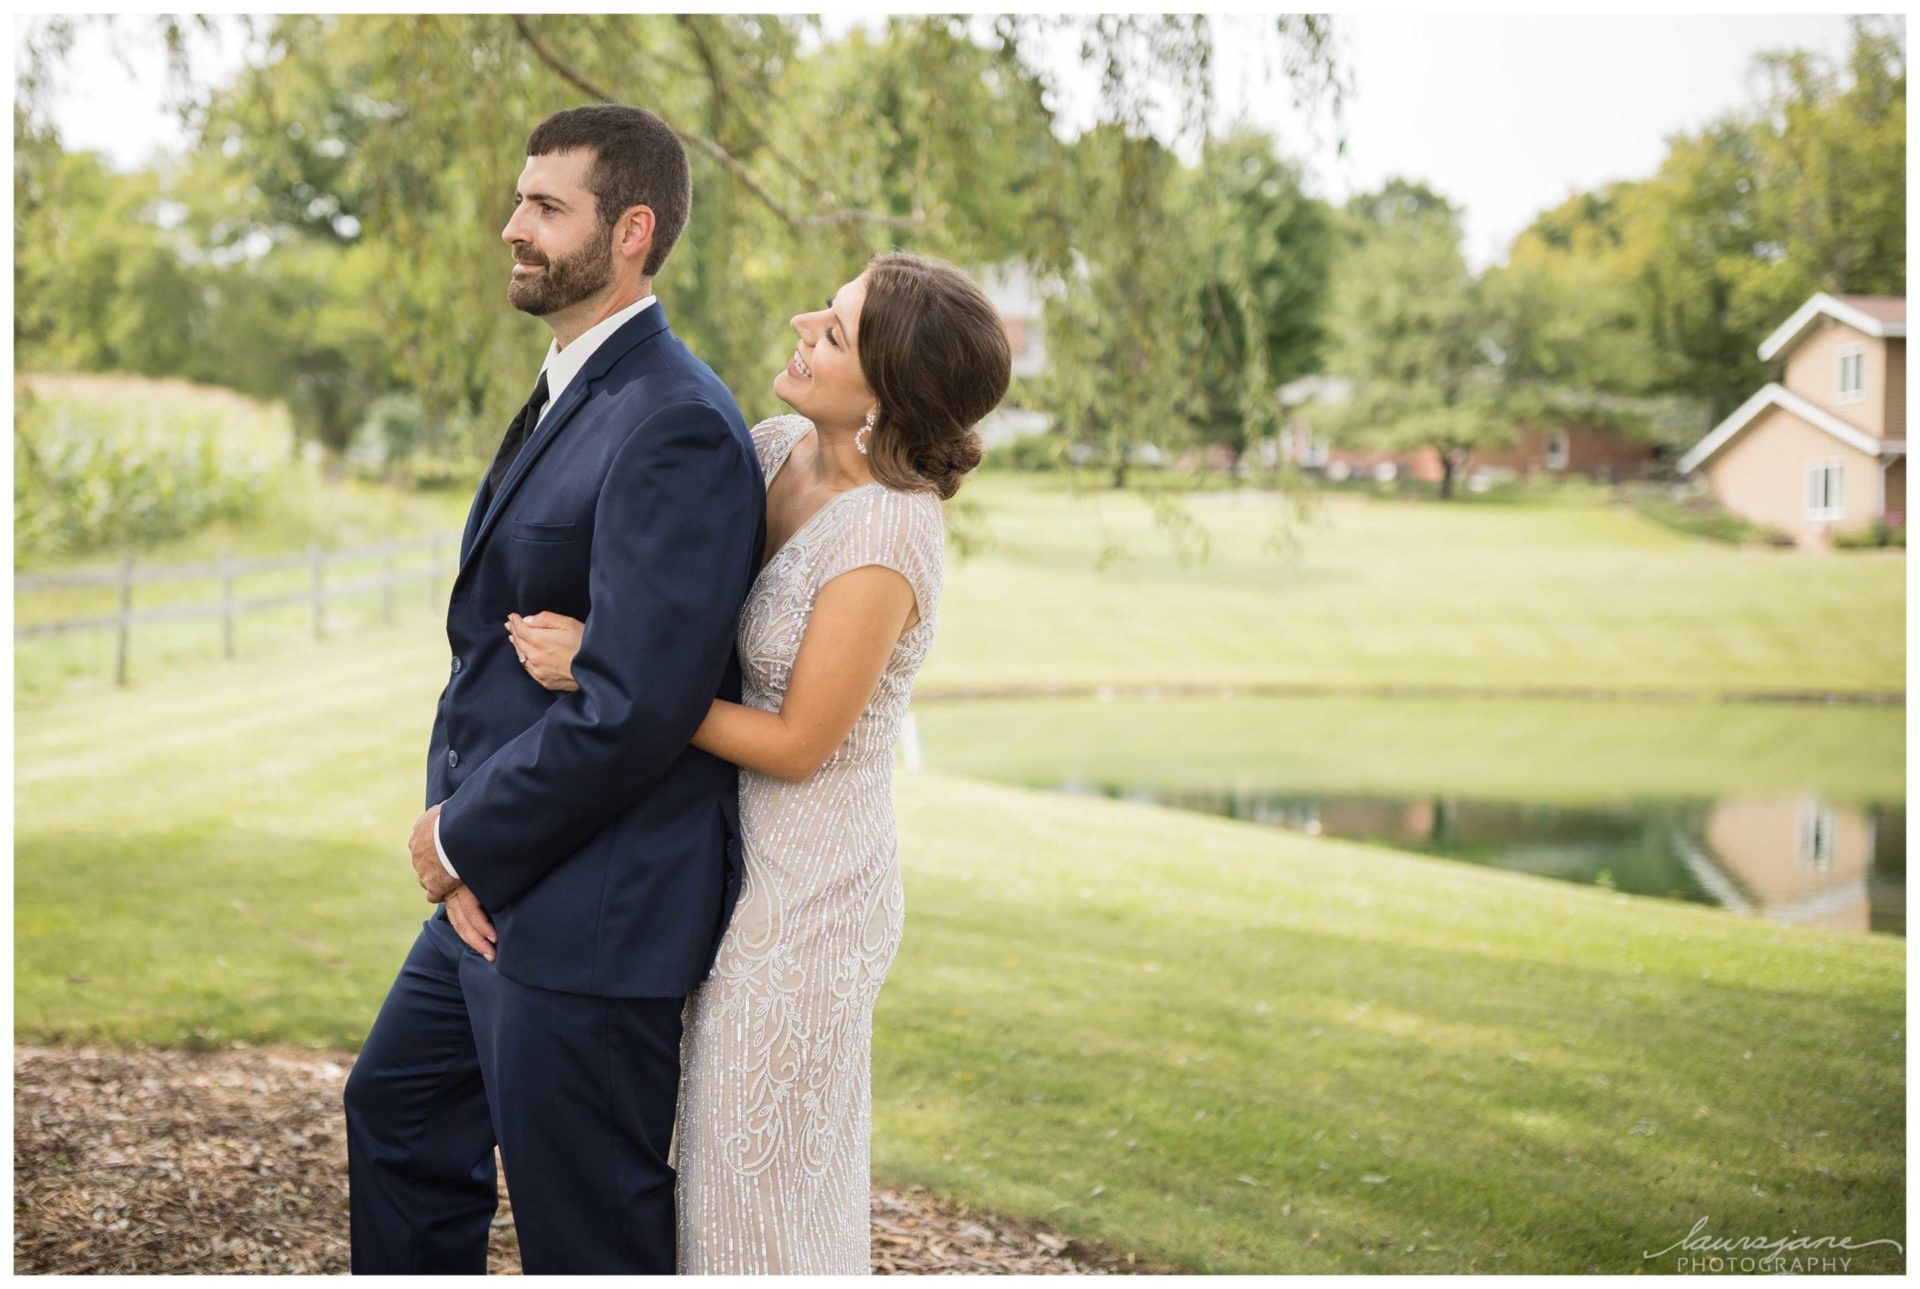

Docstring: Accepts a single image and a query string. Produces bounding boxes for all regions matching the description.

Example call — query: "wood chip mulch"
[14,1046,1164,1275]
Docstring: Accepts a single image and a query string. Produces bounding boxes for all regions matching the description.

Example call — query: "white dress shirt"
[435,292,657,881]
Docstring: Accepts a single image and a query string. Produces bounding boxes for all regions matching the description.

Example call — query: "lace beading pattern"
[674,414,943,1273]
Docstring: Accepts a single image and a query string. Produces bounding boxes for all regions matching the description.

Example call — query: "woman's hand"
[444,884,498,962]
[506,611,584,692]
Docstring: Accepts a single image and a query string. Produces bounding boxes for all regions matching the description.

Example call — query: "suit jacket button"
[447,749,459,768]
[451,656,462,673]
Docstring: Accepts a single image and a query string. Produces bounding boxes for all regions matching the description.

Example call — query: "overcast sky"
[15,11,1881,273]
[1280,13,1874,270]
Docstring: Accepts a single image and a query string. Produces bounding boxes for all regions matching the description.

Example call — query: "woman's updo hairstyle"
[854,251,1013,501]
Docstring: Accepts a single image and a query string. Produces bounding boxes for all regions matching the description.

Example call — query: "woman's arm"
[690,565,916,779]
[507,564,917,782]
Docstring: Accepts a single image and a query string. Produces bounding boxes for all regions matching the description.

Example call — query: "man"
[342,104,765,1274]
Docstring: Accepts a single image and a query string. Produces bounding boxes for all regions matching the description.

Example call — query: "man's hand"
[444,885,498,962]
[409,802,460,903]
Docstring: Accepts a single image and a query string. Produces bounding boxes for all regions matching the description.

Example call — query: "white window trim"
[1795,798,1835,871]
[1835,343,1866,404]
[1302,426,1329,467]
[1805,455,1846,521]
[1545,428,1569,470]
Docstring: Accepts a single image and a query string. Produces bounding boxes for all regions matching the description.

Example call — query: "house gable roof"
[1677,382,1903,474]
[1758,292,1907,361]
[1278,374,1353,407]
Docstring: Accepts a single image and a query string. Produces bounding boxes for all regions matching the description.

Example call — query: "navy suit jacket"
[426,303,766,998]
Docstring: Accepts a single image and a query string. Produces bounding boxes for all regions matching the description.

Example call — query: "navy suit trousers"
[343,916,684,1273]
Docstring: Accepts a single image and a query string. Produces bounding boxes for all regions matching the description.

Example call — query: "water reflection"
[1058,780,1906,935]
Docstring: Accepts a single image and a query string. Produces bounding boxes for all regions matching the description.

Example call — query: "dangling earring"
[856,408,875,456]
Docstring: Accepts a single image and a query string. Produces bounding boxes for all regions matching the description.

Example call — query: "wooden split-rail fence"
[16,531,461,686]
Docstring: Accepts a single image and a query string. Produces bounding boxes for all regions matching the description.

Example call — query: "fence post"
[310,541,325,640]
[114,551,134,688]
[219,548,236,659]
[381,539,395,625]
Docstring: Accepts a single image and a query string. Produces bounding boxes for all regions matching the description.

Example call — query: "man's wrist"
[433,813,459,879]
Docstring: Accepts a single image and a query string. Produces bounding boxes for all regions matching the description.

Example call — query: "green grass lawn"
[912,693,1907,806]
[878,772,1903,1274]
[18,469,1907,705]
[14,625,1906,1272]
[13,399,1908,1269]
[924,475,1905,698]
[14,470,472,704]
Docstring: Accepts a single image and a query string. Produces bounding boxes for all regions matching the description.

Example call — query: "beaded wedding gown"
[673,414,944,1274]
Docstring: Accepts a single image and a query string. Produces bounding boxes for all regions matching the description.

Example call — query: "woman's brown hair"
[854,252,1013,501]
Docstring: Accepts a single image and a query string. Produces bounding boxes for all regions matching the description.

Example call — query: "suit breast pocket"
[507,519,588,618]
[510,519,578,544]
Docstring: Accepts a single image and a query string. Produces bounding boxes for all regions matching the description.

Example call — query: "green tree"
[1617,119,1787,420]
[1187,130,1337,477]
[11,132,206,376]
[1484,17,1904,423]
[1481,184,1662,397]
[200,14,1070,448]
[1747,16,1906,296]
[20,13,1346,489]
[1320,183,1516,499]
[1033,125,1201,490]
[1025,16,1345,490]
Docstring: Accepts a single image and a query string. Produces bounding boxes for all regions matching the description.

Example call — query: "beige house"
[975,261,1058,449]
[1677,292,1906,548]
[1277,376,1661,487]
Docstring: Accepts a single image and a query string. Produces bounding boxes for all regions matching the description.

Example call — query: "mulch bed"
[14,1046,1162,1275]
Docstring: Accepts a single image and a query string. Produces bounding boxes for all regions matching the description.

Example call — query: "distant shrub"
[351,393,427,470]
[1315,469,1549,504]
[981,433,1067,471]
[1626,489,1793,546]
[14,384,280,557]
[1834,519,1907,549]
[372,406,505,492]
[395,456,483,493]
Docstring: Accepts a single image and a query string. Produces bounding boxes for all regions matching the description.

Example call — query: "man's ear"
[619,206,657,266]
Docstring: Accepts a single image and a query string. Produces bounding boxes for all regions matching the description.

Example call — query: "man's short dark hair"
[526,105,692,277]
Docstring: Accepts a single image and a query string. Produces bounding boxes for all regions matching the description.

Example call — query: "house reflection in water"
[1062,781,1905,936]
[1685,796,1890,934]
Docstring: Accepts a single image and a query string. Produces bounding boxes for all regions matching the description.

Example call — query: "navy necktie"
[488,368,550,497]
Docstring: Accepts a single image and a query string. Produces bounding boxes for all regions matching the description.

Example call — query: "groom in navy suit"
[343,105,765,1273]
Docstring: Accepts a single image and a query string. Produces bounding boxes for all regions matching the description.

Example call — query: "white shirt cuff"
[433,813,458,880]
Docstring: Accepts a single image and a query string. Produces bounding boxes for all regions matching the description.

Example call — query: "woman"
[503,250,1011,1273]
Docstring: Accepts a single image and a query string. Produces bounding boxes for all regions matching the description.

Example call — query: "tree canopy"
[14,15,1904,501]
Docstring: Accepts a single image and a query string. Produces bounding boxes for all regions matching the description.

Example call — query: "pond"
[910,693,1907,936]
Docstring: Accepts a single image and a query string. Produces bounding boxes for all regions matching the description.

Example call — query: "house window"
[1297,424,1328,467]
[1003,318,1031,359]
[1545,429,1569,470]
[1795,799,1835,872]
[1805,456,1845,521]
[1836,345,1866,404]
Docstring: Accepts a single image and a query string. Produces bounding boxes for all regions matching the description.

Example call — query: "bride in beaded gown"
[671,411,942,1273]
[503,252,1011,1273]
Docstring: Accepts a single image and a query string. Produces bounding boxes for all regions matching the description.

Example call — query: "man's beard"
[506,222,616,316]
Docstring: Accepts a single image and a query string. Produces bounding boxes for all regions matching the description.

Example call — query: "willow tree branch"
[671,14,909,234]
[511,14,920,233]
